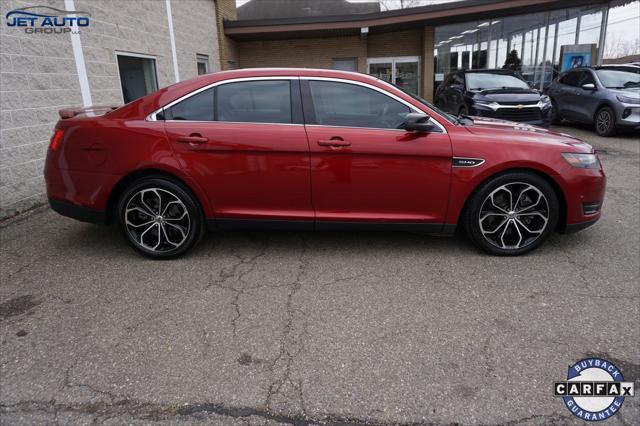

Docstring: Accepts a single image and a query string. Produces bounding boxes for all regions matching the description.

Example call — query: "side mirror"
[581,83,596,90]
[403,113,434,132]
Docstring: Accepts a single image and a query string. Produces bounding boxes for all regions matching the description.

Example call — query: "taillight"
[49,129,64,151]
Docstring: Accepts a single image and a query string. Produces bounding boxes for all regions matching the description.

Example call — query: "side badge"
[452,157,485,167]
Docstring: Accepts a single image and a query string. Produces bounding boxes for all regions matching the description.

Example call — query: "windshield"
[465,73,529,90]
[595,68,640,89]
[382,79,460,124]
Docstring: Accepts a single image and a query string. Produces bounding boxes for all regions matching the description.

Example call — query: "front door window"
[368,57,420,95]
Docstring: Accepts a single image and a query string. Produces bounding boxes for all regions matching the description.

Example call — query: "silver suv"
[547,65,640,136]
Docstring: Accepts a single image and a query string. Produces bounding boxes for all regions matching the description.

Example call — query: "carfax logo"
[5,5,90,34]
[554,357,635,421]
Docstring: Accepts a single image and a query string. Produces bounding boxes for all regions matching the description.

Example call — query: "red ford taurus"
[44,68,606,258]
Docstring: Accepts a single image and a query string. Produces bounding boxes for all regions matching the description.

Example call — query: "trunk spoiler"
[58,105,119,119]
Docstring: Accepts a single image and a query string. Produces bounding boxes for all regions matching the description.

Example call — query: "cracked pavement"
[1,124,639,425]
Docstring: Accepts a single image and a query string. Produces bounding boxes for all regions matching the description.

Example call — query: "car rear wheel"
[463,172,559,256]
[117,177,205,259]
[594,106,616,137]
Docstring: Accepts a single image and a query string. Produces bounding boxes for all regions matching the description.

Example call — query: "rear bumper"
[49,198,105,224]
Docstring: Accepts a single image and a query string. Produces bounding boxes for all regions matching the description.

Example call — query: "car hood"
[463,116,593,150]
[609,88,640,98]
[471,89,541,103]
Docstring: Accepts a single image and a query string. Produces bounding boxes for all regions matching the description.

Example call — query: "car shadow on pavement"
[63,221,480,260]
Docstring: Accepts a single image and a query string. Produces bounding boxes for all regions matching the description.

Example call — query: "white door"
[367,57,420,95]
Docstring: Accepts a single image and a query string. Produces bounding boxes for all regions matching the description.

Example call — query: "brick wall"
[1,0,82,216]
[235,27,435,100]
[215,0,238,69]
[0,0,220,218]
[238,35,368,72]
[367,28,423,58]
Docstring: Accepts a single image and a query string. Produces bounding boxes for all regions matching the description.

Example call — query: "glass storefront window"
[603,0,640,62]
[433,4,614,96]
[579,9,603,46]
[555,16,577,63]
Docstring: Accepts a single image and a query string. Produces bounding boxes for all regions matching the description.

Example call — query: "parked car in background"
[435,69,552,126]
[45,68,605,259]
[547,65,640,136]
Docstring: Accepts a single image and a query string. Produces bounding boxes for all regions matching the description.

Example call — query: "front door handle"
[177,134,208,144]
[317,138,351,147]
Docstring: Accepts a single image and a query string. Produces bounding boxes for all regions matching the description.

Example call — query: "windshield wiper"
[457,114,475,124]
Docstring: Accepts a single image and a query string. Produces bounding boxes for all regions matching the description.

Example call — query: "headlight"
[561,153,600,169]
[475,101,500,110]
[537,95,552,108]
[616,94,640,104]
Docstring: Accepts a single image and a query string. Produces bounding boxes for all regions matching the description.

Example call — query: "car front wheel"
[595,106,616,137]
[117,177,205,259]
[464,172,559,256]
[549,99,562,124]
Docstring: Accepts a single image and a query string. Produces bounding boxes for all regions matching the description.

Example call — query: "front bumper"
[616,105,640,130]
[560,167,606,234]
[564,217,600,234]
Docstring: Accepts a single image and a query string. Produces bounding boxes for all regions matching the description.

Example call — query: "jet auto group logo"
[5,5,91,34]
[555,357,635,421]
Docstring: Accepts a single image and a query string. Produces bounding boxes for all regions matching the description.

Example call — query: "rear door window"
[216,80,292,124]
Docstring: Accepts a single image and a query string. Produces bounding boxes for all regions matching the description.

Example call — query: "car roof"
[595,64,640,70]
[460,69,518,75]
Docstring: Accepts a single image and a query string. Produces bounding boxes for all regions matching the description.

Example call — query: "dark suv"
[547,65,640,136]
[435,69,551,126]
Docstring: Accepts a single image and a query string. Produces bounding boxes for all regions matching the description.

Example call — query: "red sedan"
[44,68,606,259]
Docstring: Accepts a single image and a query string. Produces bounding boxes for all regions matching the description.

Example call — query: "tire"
[117,176,205,259]
[549,99,562,124]
[463,171,559,256]
[594,106,616,137]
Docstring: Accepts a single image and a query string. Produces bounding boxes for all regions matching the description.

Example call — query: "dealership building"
[224,0,639,100]
[0,0,638,217]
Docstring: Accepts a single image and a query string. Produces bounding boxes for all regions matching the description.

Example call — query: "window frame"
[114,51,160,104]
[149,76,446,133]
[196,54,209,75]
[152,77,303,125]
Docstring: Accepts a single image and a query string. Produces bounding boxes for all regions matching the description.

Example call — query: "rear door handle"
[177,135,208,144]
[317,139,351,147]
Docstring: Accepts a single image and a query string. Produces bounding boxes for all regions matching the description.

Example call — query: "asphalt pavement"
[1,123,638,425]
